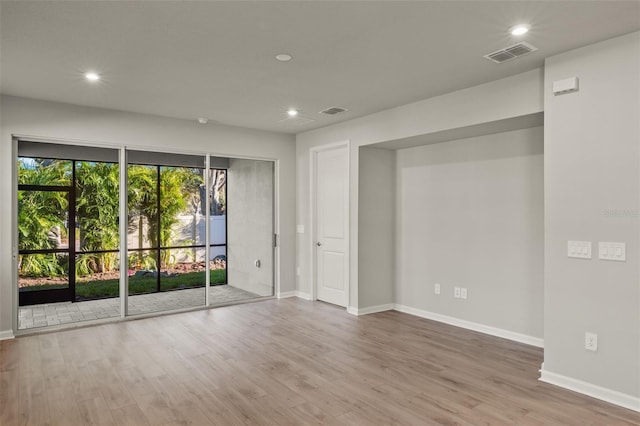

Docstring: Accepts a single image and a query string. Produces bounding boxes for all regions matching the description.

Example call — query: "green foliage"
[76,162,120,275]
[19,158,216,299]
[18,160,70,252]
[17,159,70,277]
[20,269,228,299]
[127,252,157,271]
[18,159,72,186]
[127,165,203,268]
[20,254,67,278]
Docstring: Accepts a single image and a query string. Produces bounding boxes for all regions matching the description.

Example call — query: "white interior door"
[314,144,348,307]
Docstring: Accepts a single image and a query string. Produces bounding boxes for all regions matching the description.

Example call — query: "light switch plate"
[568,241,592,259]
[296,225,305,234]
[599,242,626,262]
[585,332,598,352]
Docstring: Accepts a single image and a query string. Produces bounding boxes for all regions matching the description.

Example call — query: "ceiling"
[1,1,639,134]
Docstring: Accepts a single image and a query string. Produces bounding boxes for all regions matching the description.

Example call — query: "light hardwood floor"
[1,298,639,425]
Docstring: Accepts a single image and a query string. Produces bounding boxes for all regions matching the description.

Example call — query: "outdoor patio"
[18,284,261,330]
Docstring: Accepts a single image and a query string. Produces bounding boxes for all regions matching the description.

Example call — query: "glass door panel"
[74,160,121,321]
[126,160,206,315]
[17,147,121,330]
[127,165,158,251]
[208,168,227,293]
[222,159,274,305]
[18,188,72,308]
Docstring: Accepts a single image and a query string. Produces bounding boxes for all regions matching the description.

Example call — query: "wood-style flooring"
[1,298,639,425]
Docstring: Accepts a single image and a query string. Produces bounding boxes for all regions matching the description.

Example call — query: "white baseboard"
[540,367,640,412]
[0,330,15,340]
[393,304,544,348]
[295,291,312,300]
[348,304,395,316]
[280,291,312,300]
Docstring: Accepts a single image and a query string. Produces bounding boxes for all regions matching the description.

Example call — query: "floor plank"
[1,298,638,425]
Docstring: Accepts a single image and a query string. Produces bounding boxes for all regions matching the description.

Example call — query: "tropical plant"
[127,252,157,271]
[19,158,218,288]
[20,253,67,278]
[75,161,120,275]
[127,165,159,267]
[159,167,203,267]
[17,159,70,278]
[127,165,203,268]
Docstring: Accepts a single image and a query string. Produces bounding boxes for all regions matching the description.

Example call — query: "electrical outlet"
[434,283,441,295]
[585,332,598,352]
[599,242,626,262]
[568,241,592,259]
[454,287,461,298]
[460,288,467,300]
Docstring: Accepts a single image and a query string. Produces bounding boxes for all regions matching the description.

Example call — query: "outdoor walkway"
[18,285,261,330]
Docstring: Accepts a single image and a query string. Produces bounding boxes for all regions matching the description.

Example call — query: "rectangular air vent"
[319,106,348,115]
[484,42,538,64]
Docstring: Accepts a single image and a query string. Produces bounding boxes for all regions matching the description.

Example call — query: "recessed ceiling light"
[510,24,530,36]
[276,53,292,62]
[84,72,100,82]
[197,118,210,124]
[287,109,299,117]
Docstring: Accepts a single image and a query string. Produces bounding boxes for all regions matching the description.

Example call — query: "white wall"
[297,34,640,407]
[296,69,544,312]
[396,127,544,339]
[0,95,296,335]
[227,158,274,296]
[358,147,395,310]
[542,32,640,403]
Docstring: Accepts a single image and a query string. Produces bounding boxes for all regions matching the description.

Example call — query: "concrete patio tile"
[18,285,260,331]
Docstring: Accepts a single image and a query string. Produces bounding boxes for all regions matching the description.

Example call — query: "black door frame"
[18,160,120,306]
[18,156,228,306]
[18,182,75,306]
[126,163,228,294]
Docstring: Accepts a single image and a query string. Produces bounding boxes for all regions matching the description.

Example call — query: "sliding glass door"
[224,158,274,302]
[17,143,121,329]
[126,154,212,315]
[16,140,274,331]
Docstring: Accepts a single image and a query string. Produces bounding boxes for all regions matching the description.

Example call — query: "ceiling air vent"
[279,116,316,126]
[319,106,348,115]
[484,42,538,64]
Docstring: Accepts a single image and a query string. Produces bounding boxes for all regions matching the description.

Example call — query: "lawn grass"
[20,269,227,300]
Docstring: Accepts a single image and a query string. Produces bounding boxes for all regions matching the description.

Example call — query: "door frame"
[309,140,350,308]
[17,185,75,306]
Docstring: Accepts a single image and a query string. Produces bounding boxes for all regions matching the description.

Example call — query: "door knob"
[316,242,322,246]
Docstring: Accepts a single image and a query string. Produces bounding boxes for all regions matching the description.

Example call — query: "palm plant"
[17,159,70,278]
[127,165,202,269]
[127,165,159,267]
[75,162,120,275]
